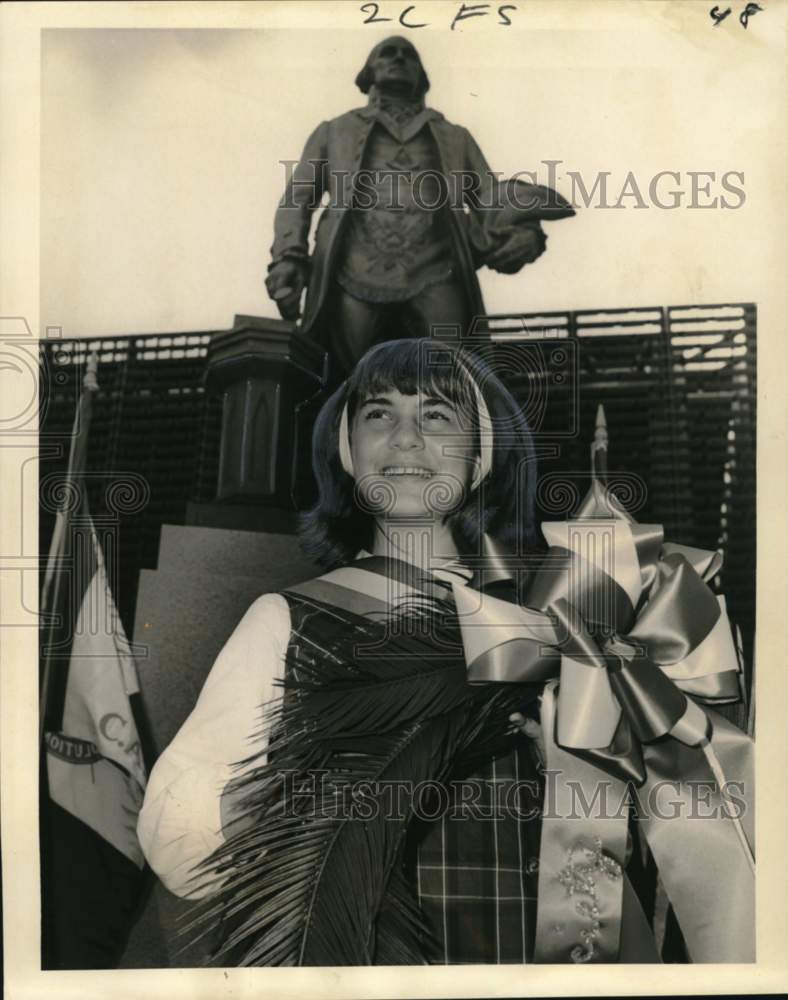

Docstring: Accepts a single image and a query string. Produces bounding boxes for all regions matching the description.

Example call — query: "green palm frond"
[266,595,474,742]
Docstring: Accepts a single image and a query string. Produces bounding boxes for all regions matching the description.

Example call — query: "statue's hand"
[486,224,547,274]
[265,259,308,321]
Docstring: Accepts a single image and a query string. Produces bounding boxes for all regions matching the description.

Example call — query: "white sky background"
[40,14,782,338]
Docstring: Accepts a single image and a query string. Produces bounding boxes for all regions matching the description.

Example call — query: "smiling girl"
[138,338,547,965]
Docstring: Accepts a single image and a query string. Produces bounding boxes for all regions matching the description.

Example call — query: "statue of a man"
[265,36,553,379]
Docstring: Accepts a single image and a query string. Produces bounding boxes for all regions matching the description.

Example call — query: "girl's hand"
[509,712,545,765]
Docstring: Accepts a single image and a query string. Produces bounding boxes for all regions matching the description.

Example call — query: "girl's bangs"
[348,340,478,414]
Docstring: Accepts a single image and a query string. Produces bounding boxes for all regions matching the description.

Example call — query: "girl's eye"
[422,409,451,423]
[364,408,391,421]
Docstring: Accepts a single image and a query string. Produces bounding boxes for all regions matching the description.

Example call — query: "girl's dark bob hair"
[355,37,430,97]
[299,338,537,569]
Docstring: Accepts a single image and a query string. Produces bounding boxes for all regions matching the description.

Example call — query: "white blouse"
[136,592,291,898]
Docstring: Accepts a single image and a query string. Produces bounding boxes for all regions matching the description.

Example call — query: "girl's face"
[350,388,476,518]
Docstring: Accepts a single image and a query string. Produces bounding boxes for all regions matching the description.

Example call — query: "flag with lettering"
[45,516,147,866]
[41,357,148,969]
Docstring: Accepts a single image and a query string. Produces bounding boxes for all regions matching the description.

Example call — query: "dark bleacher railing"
[39,303,756,706]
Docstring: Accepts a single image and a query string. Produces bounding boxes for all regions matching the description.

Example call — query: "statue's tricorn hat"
[355,36,430,96]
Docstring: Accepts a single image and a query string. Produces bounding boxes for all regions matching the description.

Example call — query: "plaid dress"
[405,744,542,964]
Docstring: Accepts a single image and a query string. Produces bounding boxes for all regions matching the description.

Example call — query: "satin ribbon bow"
[453,485,754,963]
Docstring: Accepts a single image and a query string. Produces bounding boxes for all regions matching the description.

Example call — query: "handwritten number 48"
[710,3,764,28]
[361,3,517,30]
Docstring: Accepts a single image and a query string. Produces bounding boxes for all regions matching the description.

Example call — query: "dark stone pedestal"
[205,315,327,507]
